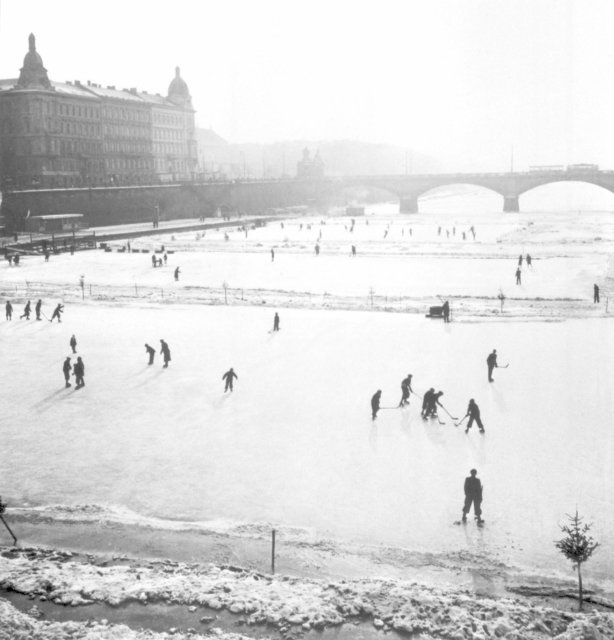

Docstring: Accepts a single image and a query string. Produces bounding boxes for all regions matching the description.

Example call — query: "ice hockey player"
[62,357,72,388]
[594,284,600,303]
[526,254,532,267]
[398,374,413,407]
[464,399,485,433]
[518,254,523,266]
[515,267,521,285]
[174,267,180,281]
[223,367,238,392]
[20,301,31,320]
[273,312,280,331]
[145,343,155,365]
[462,468,483,524]
[160,340,171,368]
[152,254,157,268]
[421,388,435,418]
[35,299,42,321]
[371,390,382,420]
[70,335,77,354]
[5,301,13,321]
[486,349,498,382]
[271,249,275,262]
[442,300,450,323]
[73,356,85,389]
[427,391,444,418]
[50,303,64,322]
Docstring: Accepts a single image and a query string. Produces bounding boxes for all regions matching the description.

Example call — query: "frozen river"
[2,189,614,588]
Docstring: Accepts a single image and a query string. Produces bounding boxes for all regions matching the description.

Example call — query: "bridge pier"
[503,195,520,212]
[399,196,419,214]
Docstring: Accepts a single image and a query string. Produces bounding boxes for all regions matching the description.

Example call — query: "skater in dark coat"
[462,468,483,523]
[486,349,498,382]
[73,357,85,388]
[160,340,171,368]
[145,343,155,365]
[5,301,12,321]
[222,367,238,392]
[70,334,77,354]
[174,267,180,281]
[20,301,31,320]
[442,300,450,323]
[371,390,382,420]
[35,299,42,321]
[271,249,275,262]
[273,312,280,332]
[515,267,521,285]
[421,388,435,418]
[427,391,444,418]
[50,303,64,322]
[518,254,523,266]
[464,399,484,433]
[398,375,413,407]
[594,284,600,303]
[63,357,72,388]
[526,254,532,267]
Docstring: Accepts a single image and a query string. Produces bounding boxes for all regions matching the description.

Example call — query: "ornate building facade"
[0,34,198,189]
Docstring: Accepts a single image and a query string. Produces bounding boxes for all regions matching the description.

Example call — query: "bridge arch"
[516,178,614,211]
[412,182,506,214]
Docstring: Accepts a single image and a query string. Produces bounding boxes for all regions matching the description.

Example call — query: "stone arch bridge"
[327,169,614,212]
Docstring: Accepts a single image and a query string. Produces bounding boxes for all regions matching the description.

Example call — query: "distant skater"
[462,469,483,524]
[427,391,444,418]
[145,343,155,365]
[5,301,13,321]
[70,334,77,354]
[160,340,171,368]
[273,312,280,332]
[442,300,450,323]
[464,399,484,433]
[62,357,72,388]
[594,284,600,303]
[174,267,180,281]
[371,390,382,420]
[20,301,31,320]
[486,349,498,382]
[73,356,85,389]
[35,299,42,321]
[271,249,275,262]
[152,254,157,268]
[50,303,64,322]
[518,254,523,266]
[315,244,320,256]
[222,367,238,392]
[398,374,413,407]
[515,267,521,285]
[526,254,532,267]
[351,245,356,256]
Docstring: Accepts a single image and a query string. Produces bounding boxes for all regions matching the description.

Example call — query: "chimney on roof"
[75,80,81,86]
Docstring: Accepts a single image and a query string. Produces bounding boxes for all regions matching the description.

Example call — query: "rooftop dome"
[17,33,51,89]
[167,66,191,106]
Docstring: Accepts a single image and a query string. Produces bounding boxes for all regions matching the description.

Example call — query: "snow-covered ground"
[1,187,614,636]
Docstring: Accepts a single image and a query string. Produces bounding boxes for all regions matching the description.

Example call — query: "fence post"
[271,529,276,574]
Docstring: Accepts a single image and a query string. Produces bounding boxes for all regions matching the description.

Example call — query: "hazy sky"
[1,0,613,171]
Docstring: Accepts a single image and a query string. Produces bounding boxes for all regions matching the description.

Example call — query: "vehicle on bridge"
[529,165,565,173]
[567,163,599,172]
[25,213,87,233]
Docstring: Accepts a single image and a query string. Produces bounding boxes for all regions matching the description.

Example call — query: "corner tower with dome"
[0,34,198,189]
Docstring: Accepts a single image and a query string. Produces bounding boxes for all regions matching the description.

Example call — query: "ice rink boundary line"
[0,281,607,321]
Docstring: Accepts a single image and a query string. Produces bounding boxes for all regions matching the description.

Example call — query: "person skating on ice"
[421,388,435,418]
[50,303,64,322]
[398,374,413,407]
[273,312,280,332]
[486,349,498,382]
[371,390,382,420]
[73,356,85,389]
[70,334,77,354]
[464,399,485,433]
[63,357,72,388]
[145,343,155,365]
[462,468,483,524]
[594,284,600,303]
[515,267,521,285]
[5,301,13,321]
[20,300,31,320]
[223,367,238,392]
[35,299,42,321]
[160,340,171,368]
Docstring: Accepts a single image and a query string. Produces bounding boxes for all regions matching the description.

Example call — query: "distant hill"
[195,130,440,179]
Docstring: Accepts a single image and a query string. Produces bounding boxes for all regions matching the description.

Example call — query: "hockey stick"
[454,415,468,428]
[440,404,459,420]
[499,363,510,368]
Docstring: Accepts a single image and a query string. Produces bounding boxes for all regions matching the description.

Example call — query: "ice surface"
[1,191,614,589]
